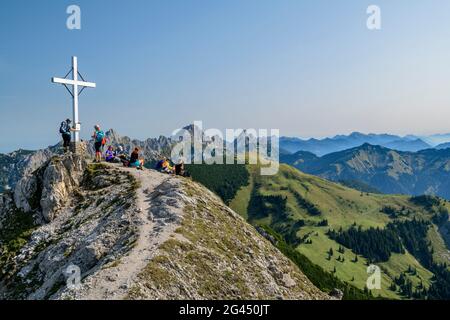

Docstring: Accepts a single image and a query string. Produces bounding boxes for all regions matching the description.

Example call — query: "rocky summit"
[0,153,327,300]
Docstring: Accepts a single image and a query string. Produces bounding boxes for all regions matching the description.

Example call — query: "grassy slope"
[228,178,253,220]
[229,164,449,299]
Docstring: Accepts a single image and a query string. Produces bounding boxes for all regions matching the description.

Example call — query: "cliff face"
[0,154,139,299]
[0,149,53,193]
[13,154,87,222]
[0,154,327,300]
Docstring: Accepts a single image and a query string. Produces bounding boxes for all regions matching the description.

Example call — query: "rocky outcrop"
[0,155,328,300]
[13,154,86,222]
[13,175,38,213]
[0,160,139,299]
[39,155,86,222]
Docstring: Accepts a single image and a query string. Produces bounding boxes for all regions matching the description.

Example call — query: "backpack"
[59,122,68,134]
[96,130,105,143]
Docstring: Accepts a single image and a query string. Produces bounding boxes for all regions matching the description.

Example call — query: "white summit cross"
[52,56,96,147]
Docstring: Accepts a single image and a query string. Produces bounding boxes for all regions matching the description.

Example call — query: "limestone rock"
[0,155,328,300]
[40,154,86,222]
[13,153,86,222]
[14,175,38,212]
[0,159,138,300]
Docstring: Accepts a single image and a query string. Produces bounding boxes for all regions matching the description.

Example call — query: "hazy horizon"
[2,126,450,154]
[2,0,450,153]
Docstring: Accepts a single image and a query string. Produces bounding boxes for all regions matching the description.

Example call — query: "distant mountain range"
[281,143,450,199]
[3,128,450,198]
[280,132,450,156]
[421,133,450,147]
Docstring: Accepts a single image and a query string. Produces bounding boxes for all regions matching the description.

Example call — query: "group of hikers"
[102,145,145,170]
[59,119,188,176]
[155,157,189,177]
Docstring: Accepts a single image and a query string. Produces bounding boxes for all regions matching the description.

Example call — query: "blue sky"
[1,0,450,152]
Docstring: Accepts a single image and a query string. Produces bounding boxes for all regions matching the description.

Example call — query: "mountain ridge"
[279,132,440,156]
[281,143,450,199]
[0,152,327,300]
[186,162,450,299]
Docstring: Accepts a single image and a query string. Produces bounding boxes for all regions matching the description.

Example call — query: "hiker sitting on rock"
[105,146,117,163]
[116,145,126,157]
[175,160,189,177]
[116,146,130,166]
[161,158,174,174]
[116,145,130,165]
[155,157,166,171]
[128,147,144,170]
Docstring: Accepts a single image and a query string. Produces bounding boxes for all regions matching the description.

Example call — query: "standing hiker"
[92,125,106,163]
[59,119,74,153]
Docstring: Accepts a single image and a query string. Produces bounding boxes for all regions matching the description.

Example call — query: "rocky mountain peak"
[105,128,121,142]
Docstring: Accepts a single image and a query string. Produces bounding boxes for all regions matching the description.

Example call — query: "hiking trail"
[66,164,185,300]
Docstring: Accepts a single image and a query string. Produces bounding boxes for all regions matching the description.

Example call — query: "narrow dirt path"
[72,165,184,300]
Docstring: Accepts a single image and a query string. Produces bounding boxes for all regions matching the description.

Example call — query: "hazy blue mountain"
[421,133,450,147]
[279,150,319,168]
[383,139,431,152]
[281,143,450,199]
[436,142,450,150]
[280,132,432,156]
